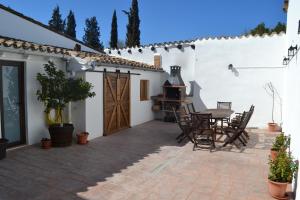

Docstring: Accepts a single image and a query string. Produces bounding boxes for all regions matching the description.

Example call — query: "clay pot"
[268,179,288,199]
[270,149,278,161]
[77,132,89,145]
[41,139,51,149]
[268,123,278,132]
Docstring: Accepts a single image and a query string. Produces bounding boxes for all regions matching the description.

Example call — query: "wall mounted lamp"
[288,45,298,57]
[283,57,289,65]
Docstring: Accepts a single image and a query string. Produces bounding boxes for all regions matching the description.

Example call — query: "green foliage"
[48,6,65,32]
[249,23,270,36]
[247,22,286,36]
[36,61,95,115]
[83,17,104,51]
[272,22,286,34]
[271,133,290,151]
[110,10,118,49]
[268,150,298,183]
[65,10,76,38]
[124,0,141,47]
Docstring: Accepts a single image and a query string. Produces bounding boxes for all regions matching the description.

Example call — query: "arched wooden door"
[103,72,130,135]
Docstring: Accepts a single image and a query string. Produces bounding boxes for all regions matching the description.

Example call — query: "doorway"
[103,72,130,135]
[0,60,25,147]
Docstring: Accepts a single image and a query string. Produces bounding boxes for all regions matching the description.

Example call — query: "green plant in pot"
[36,61,95,147]
[270,133,290,161]
[268,150,298,199]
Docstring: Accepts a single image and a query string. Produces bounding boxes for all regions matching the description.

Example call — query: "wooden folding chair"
[192,113,216,151]
[173,107,194,143]
[223,105,254,148]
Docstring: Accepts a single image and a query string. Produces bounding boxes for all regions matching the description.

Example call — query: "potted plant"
[268,150,298,199]
[264,82,282,132]
[36,61,95,147]
[41,138,51,149]
[0,138,8,160]
[270,134,290,161]
[77,132,89,145]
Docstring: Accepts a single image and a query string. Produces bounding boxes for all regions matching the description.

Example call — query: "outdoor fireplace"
[152,66,189,122]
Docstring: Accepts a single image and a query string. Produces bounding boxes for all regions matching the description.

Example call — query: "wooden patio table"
[193,109,234,141]
[202,108,234,120]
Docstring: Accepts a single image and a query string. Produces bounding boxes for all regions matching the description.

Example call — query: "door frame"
[0,60,26,147]
[103,71,131,136]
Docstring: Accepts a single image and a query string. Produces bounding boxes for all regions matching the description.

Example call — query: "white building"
[0,0,300,197]
[0,4,164,147]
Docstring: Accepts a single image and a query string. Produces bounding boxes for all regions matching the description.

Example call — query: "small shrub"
[268,150,298,183]
[271,133,290,151]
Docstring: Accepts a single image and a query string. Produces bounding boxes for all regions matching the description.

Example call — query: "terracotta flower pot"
[268,179,288,199]
[270,149,278,161]
[268,123,278,132]
[77,132,89,145]
[41,139,51,149]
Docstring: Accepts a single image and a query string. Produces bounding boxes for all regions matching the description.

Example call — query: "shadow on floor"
[0,120,187,200]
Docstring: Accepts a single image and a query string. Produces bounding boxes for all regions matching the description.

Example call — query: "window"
[140,80,149,101]
[154,54,161,68]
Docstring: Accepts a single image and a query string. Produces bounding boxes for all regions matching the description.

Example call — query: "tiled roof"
[0,36,161,71]
[0,4,101,53]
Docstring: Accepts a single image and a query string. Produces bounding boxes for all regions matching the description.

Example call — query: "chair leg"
[176,132,184,140]
[237,136,246,146]
[240,134,247,144]
[243,130,250,139]
[223,131,244,147]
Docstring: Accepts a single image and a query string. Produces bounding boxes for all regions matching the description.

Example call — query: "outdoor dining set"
[173,102,255,151]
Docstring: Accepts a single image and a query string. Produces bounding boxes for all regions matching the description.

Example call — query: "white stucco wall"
[0,8,97,53]
[106,34,286,128]
[72,66,164,140]
[283,0,300,197]
[0,50,66,145]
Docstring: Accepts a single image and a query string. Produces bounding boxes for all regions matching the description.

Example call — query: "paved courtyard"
[0,120,284,200]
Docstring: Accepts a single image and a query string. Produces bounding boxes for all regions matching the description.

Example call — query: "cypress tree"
[125,0,141,47]
[110,10,118,49]
[48,6,65,32]
[83,17,104,51]
[65,10,77,38]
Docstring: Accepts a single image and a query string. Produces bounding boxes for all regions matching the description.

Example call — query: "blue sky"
[0,0,286,47]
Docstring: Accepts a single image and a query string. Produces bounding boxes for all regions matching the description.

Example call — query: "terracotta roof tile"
[0,35,161,71]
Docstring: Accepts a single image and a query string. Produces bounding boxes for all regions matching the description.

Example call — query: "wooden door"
[104,72,130,135]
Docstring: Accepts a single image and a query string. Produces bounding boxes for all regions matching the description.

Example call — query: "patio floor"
[0,120,284,200]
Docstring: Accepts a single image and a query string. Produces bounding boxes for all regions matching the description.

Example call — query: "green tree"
[48,6,65,32]
[110,10,118,49]
[124,0,141,47]
[83,17,104,51]
[65,10,76,38]
[249,23,270,36]
[272,22,286,34]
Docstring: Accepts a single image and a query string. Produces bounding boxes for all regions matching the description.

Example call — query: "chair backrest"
[217,101,232,110]
[187,103,196,113]
[239,105,255,130]
[172,106,189,130]
[191,113,212,130]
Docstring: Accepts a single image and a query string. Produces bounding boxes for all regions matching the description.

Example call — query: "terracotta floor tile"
[0,121,278,200]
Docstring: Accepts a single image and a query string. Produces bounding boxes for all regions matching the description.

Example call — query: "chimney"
[74,44,81,51]
[168,66,185,86]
